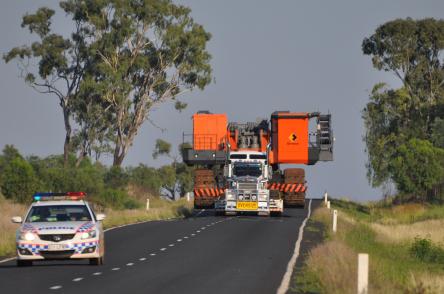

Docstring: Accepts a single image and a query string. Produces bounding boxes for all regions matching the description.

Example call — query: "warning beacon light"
[32,192,86,201]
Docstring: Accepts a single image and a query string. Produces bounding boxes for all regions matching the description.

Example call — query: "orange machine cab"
[193,112,227,151]
[270,112,309,165]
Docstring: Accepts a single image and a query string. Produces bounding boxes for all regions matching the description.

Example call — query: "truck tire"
[283,168,305,207]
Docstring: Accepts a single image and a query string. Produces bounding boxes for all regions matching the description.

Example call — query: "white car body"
[15,199,105,265]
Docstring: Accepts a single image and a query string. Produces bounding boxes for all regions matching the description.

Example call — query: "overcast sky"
[1,1,443,201]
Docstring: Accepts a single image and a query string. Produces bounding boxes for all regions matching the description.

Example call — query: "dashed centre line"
[45,218,229,291]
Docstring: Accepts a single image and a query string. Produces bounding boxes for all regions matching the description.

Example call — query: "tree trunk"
[112,141,127,167]
[63,107,72,168]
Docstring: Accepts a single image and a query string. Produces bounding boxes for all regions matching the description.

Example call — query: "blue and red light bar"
[33,192,86,201]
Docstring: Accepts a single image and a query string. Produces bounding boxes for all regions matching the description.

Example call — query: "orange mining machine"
[182,111,333,215]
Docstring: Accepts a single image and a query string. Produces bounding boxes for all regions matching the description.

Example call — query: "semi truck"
[182,111,333,215]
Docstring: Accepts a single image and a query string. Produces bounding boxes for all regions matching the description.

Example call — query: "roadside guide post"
[357,253,369,294]
[324,191,328,205]
[332,209,337,233]
[146,198,150,211]
[327,201,331,209]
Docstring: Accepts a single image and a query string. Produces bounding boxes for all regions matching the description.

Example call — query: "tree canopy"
[362,18,444,200]
[4,0,212,167]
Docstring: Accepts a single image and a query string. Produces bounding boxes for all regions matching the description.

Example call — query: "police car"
[11,192,105,267]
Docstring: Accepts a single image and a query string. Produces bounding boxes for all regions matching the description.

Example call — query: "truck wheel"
[17,260,33,267]
[270,211,282,217]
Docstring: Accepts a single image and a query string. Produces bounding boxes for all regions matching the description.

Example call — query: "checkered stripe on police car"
[22,223,38,233]
[76,221,94,233]
[17,240,98,254]
[71,241,99,253]
[17,243,48,254]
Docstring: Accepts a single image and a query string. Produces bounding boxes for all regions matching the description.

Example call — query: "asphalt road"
[0,199,320,294]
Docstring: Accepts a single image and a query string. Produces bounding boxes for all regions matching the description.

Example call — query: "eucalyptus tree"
[362,18,444,198]
[81,0,212,166]
[3,4,100,166]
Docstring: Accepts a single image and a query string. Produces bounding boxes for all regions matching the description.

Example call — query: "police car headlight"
[20,232,36,241]
[81,230,97,239]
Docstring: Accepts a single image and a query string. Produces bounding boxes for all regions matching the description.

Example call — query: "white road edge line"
[276,199,312,294]
[0,257,16,264]
[195,209,206,217]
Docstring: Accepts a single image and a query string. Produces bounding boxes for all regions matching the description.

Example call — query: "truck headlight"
[258,193,268,201]
[20,232,36,241]
[81,230,97,240]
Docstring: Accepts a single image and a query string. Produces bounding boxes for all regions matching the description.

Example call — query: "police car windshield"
[233,163,262,177]
[26,205,92,223]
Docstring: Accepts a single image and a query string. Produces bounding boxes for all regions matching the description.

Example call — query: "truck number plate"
[237,202,258,210]
[48,244,66,251]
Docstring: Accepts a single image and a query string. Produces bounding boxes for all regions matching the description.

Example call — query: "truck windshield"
[26,205,92,223]
[233,163,262,177]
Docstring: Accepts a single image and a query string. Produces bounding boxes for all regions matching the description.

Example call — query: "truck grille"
[39,234,75,242]
[238,182,257,190]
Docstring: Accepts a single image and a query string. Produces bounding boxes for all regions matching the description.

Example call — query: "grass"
[294,200,444,294]
[0,194,192,258]
[0,196,27,258]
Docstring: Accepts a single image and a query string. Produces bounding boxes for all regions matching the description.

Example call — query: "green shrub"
[128,164,162,194]
[409,237,444,264]
[93,188,141,210]
[104,166,129,189]
[1,157,41,203]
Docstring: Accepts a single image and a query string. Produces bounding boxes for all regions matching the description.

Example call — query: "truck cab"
[216,151,283,216]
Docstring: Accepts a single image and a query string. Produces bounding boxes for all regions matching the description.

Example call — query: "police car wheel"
[17,260,33,267]
[89,257,104,266]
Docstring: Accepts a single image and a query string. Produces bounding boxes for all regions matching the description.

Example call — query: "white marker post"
[146,198,150,211]
[357,253,369,294]
[186,192,191,202]
[332,210,338,233]
[324,191,328,205]
[327,201,331,209]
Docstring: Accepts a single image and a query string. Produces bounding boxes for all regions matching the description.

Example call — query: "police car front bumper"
[17,239,101,260]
